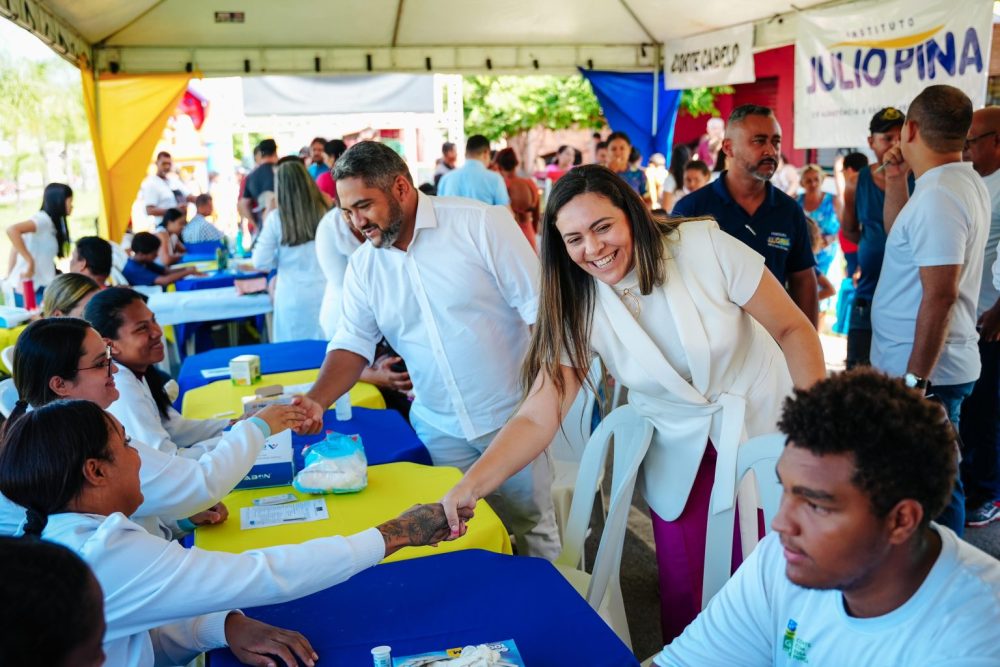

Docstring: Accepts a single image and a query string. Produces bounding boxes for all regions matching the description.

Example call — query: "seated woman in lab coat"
[0,400,464,667]
[442,165,826,640]
[252,160,329,342]
[85,287,230,459]
[0,317,306,539]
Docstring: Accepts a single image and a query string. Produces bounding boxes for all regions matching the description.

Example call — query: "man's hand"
[189,502,229,526]
[293,394,327,435]
[376,503,475,557]
[224,613,318,667]
[979,302,1000,342]
[253,400,309,434]
[365,355,413,392]
[880,145,910,179]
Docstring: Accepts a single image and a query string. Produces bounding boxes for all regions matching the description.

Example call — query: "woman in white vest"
[443,165,826,640]
[252,160,329,342]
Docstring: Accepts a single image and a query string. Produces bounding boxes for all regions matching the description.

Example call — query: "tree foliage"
[463,75,605,141]
[679,86,735,118]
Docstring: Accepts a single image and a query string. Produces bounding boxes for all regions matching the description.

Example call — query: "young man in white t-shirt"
[872,84,990,534]
[655,369,1000,667]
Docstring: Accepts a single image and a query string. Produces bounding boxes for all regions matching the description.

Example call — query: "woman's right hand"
[441,481,480,538]
[253,399,309,434]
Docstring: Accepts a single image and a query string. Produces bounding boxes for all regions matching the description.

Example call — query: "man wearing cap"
[841,107,907,368]
[673,104,818,325]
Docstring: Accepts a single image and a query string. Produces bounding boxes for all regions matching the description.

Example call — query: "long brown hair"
[522,164,678,401]
[275,160,329,246]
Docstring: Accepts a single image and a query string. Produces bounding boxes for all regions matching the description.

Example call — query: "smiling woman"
[442,164,827,641]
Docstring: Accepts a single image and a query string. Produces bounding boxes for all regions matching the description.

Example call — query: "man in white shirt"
[140,151,194,225]
[655,369,1000,667]
[436,135,511,206]
[872,84,989,534]
[958,106,1000,527]
[298,141,559,560]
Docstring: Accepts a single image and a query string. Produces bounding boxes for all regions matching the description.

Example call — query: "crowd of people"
[1,81,999,666]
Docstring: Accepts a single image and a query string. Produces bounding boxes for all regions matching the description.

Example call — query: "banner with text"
[664,24,755,90]
[794,0,993,148]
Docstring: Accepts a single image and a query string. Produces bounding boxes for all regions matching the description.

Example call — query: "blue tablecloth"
[294,407,431,468]
[175,340,329,405]
[174,269,268,292]
[179,251,219,263]
[207,550,638,666]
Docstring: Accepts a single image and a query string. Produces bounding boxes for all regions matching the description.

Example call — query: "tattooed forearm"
[377,504,451,554]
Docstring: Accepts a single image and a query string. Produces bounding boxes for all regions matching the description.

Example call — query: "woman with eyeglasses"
[0,400,464,667]
[0,317,306,538]
[84,287,234,458]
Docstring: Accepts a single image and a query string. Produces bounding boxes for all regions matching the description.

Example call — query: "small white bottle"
[335,391,353,421]
[371,645,391,666]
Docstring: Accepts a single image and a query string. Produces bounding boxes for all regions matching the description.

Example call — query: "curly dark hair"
[777,368,956,525]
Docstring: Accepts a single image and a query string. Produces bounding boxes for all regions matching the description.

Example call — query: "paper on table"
[283,382,314,395]
[200,367,231,379]
[240,498,329,530]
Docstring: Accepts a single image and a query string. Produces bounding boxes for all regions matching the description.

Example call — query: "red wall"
[672,45,806,165]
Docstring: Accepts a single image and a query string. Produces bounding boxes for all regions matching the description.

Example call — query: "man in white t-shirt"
[655,369,1000,667]
[872,84,989,534]
[296,141,559,560]
[958,106,1000,528]
[139,151,194,225]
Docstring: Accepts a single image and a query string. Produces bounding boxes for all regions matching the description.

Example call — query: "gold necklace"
[616,285,642,319]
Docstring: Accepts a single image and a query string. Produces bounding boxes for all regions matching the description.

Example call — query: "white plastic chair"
[1,345,14,377]
[549,357,604,543]
[0,378,19,418]
[701,432,786,608]
[554,404,654,650]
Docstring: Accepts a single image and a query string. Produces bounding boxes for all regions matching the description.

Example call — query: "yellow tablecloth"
[194,462,513,562]
[181,368,384,418]
[0,324,27,374]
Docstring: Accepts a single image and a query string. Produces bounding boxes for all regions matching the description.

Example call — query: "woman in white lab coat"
[443,165,826,640]
[0,400,463,667]
[0,317,305,539]
[253,160,329,342]
[85,287,230,459]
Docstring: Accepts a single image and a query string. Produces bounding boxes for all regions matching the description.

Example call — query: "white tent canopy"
[4,0,838,75]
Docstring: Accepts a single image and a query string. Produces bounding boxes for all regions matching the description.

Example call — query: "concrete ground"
[585,333,1000,663]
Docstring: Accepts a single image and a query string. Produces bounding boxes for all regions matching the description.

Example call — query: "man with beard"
[674,105,818,325]
[296,141,560,561]
[653,369,1000,666]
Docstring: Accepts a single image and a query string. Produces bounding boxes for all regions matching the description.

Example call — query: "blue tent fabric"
[580,69,681,165]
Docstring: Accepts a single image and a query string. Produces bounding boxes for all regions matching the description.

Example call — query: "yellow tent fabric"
[80,65,192,241]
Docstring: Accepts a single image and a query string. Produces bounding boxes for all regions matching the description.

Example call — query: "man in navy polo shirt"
[674,104,818,325]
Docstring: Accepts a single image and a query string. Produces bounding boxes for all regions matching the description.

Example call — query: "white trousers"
[412,416,562,561]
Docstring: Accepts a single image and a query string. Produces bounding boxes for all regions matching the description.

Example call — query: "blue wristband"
[246,416,271,439]
[177,518,196,533]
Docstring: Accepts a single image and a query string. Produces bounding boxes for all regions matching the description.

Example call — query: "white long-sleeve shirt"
[44,512,385,667]
[108,366,229,458]
[331,192,539,440]
[0,419,266,535]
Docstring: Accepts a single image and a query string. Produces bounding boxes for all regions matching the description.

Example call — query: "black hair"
[258,139,277,157]
[418,182,436,196]
[685,159,711,176]
[573,148,583,166]
[156,151,171,161]
[334,141,414,191]
[194,193,212,207]
[74,236,112,277]
[729,103,775,125]
[84,287,172,419]
[596,140,608,150]
[442,141,456,153]
[778,368,956,526]
[906,84,973,153]
[0,536,103,666]
[0,400,117,536]
[495,147,519,172]
[465,134,491,156]
[310,136,326,147]
[607,131,632,147]
[713,147,727,173]
[843,151,869,172]
[160,208,184,228]
[11,318,93,421]
[40,183,73,258]
[323,139,347,160]
[130,231,161,255]
[668,145,692,192]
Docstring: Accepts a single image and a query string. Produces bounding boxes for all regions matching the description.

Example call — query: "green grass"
[0,189,103,268]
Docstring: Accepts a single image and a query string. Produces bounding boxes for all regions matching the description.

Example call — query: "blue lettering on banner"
[806,28,983,95]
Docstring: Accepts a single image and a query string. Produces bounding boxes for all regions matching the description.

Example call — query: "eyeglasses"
[77,344,113,378]
[964,131,997,149]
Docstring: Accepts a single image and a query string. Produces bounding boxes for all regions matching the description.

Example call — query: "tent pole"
[651,44,661,140]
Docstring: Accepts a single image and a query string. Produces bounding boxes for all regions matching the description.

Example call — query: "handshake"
[375,503,474,557]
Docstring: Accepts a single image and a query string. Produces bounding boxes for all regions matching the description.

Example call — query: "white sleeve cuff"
[347,527,387,570]
[198,610,237,650]
[327,334,377,365]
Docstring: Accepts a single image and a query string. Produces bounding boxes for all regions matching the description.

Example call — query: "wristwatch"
[904,372,928,390]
